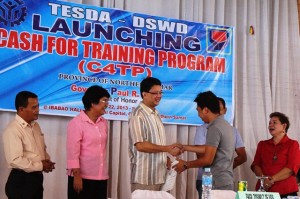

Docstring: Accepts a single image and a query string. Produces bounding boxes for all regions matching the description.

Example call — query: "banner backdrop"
[0,0,234,125]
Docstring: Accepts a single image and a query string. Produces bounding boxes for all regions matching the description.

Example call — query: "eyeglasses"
[146,91,163,96]
[99,99,109,104]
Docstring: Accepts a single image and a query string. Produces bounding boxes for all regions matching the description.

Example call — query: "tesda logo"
[207,27,232,55]
[0,0,27,27]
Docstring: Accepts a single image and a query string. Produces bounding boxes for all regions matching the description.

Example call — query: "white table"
[211,190,236,199]
[131,190,175,199]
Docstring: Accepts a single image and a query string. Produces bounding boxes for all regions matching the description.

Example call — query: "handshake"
[167,143,185,156]
[42,159,56,173]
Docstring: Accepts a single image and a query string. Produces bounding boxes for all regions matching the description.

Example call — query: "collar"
[15,114,36,128]
[140,102,159,116]
[79,110,104,124]
[266,134,289,145]
[201,123,209,129]
[207,115,223,128]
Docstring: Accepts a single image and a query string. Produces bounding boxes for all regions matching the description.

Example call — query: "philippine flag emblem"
[207,27,232,54]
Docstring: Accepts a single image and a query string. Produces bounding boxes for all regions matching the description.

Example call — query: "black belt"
[12,168,43,175]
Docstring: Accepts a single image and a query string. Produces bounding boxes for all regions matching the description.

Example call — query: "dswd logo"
[207,27,232,55]
[0,0,27,27]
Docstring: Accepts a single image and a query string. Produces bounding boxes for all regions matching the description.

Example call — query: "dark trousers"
[196,180,202,199]
[5,169,44,199]
[68,176,107,199]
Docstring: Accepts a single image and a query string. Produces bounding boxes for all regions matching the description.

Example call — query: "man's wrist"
[183,161,189,170]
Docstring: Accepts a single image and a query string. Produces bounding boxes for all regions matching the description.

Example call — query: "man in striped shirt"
[128,77,182,192]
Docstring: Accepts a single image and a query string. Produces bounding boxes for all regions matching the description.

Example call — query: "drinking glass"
[256,176,268,192]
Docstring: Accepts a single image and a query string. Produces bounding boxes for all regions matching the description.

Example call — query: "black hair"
[269,112,290,132]
[140,77,161,99]
[82,85,110,110]
[194,91,220,114]
[217,97,226,108]
[15,91,37,111]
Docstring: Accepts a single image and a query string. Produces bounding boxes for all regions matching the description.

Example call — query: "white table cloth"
[131,190,175,199]
[211,190,236,199]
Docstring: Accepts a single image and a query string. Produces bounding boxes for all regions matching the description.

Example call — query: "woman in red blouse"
[251,112,300,198]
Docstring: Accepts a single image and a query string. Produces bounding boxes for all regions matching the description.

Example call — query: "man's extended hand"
[168,143,184,156]
[173,159,186,174]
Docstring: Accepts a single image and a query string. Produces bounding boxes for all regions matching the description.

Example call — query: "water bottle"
[202,167,212,199]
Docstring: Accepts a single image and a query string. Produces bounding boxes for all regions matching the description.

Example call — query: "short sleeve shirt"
[251,135,300,195]
[194,122,244,180]
[205,116,235,188]
[128,102,167,185]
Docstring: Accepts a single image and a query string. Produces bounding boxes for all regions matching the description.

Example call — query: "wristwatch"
[183,162,188,170]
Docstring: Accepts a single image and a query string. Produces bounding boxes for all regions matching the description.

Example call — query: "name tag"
[235,191,280,199]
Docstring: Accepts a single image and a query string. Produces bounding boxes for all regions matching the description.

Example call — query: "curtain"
[1,0,300,198]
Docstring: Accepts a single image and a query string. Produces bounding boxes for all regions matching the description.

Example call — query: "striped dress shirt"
[128,102,167,185]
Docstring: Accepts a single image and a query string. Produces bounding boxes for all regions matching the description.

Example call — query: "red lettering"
[187,54,196,70]
[206,56,213,71]
[101,43,112,60]
[214,57,225,73]
[81,40,92,58]
[158,50,167,66]
[145,49,155,66]
[196,55,205,71]
[116,64,130,76]
[87,61,101,73]
[177,53,186,69]
[70,84,88,92]
[67,39,78,57]
[132,66,144,77]
[134,48,145,64]
[91,42,102,59]
[0,29,43,52]
[118,45,129,62]
[56,37,67,55]
[19,32,31,50]
[47,36,56,54]
[7,30,19,48]
[167,51,177,68]
[103,63,116,75]
[31,34,43,52]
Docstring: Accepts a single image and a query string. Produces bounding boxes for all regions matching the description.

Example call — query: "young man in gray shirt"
[174,91,235,190]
